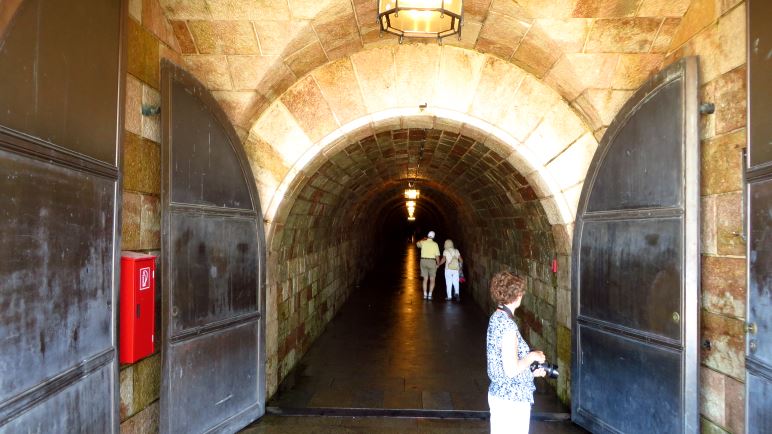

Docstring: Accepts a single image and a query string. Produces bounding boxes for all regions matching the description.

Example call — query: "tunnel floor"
[243,242,587,433]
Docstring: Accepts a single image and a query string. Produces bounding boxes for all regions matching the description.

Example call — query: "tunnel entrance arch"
[159,61,266,433]
[245,45,601,401]
[571,58,700,433]
[258,113,584,402]
[262,110,581,248]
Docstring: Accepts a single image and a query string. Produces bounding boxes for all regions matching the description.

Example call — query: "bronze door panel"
[571,58,700,433]
[0,0,123,431]
[161,61,266,434]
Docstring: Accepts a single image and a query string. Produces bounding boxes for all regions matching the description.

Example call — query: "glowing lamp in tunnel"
[378,0,463,43]
[404,188,420,200]
[406,200,416,218]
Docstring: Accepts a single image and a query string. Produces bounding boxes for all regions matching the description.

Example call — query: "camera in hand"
[530,361,559,379]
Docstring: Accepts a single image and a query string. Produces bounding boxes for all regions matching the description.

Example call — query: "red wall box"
[119,251,156,364]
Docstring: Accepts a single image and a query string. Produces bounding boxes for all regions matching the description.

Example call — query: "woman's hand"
[527,350,546,364]
[532,368,547,378]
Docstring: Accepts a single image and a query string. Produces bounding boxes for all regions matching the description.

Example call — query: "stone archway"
[162,0,685,144]
[244,46,598,236]
[239,46,600,399]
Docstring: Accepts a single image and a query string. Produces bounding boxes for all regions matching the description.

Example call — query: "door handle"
[747,322,757,335]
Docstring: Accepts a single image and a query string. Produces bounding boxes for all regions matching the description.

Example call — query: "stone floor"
[242,243,587,433]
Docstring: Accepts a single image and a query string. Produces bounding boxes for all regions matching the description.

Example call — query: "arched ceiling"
[159,0,691,134]
[270,127,560,254]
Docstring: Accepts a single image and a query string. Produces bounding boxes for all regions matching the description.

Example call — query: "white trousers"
[488,394,531,434]
[445,269,459,298]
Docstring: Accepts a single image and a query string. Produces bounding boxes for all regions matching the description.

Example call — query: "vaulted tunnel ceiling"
[271,128,553,258]
[158,0,695,133]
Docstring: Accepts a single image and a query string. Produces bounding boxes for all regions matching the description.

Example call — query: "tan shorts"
[420,258,437,278]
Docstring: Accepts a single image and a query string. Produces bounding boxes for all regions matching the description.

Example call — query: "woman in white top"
[439,239,462,301]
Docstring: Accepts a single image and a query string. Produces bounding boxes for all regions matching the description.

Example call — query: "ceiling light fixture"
[378,0,463,44]
[406,200,416,218]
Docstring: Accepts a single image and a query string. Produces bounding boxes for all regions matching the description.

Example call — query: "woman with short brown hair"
[486,271,546,434]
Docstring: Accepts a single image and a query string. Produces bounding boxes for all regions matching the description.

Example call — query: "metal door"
[571,58,700,433]
[0,0,125,433]
[745,1,772,432]
[160,61,266,433]
[0,0,124,431]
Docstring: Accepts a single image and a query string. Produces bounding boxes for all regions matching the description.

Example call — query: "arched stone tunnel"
[0,0,764,433]
[241,45,598,400]
[263,121,573,400]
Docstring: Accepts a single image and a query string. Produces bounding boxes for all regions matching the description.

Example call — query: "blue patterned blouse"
[486,309,536,404]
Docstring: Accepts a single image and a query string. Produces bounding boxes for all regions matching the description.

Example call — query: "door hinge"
[699,102,715,114]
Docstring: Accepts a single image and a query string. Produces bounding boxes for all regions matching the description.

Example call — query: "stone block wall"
[264,151,377,394]
[462,196,561,393]
[120,0,183,432]
[267,240,369,389]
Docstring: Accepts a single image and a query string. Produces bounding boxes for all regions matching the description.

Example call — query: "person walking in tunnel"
[416,230,441,299]
[439,239,462,301]
[486,271,546,434]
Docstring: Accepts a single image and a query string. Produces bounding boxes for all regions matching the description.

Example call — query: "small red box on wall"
[119,252,156,364]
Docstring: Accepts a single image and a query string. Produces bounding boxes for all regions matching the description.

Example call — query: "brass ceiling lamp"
[378,0,463,44]
[404,135,425,221]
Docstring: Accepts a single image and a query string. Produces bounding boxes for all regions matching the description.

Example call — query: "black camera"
[530,361,559,379]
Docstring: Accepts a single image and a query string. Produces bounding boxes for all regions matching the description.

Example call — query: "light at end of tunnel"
[407,216,416,221]
[404,189,420,199]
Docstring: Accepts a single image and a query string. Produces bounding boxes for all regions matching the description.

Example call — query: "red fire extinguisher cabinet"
[119,251,156,364]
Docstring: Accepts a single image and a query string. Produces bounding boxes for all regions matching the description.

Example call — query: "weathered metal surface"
[579,219,682,340]
[0,0,124,431]
[0,0,122,165]
[170,82,252,210]
[748,0,772,167]
[745,3,772,432]
[2,363,114,432]
[161,60,266,434]
[572,58,700,434]
[746,359,772,434]
[745,159,772,423]
[0,147,115,404]
[575,328,681,433]
[748,179,772,367]
[586,80,683,212]
[167,322,260,432]
[170,213,258,334]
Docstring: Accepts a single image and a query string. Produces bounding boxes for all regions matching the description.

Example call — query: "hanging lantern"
[406,200,416,218]
[404,188,420,200]
[378,0,463,43]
